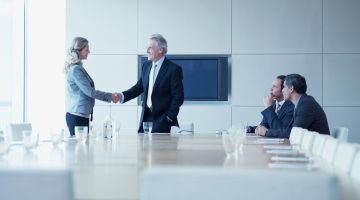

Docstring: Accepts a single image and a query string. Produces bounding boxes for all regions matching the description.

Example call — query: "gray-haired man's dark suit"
[122,57,184,133]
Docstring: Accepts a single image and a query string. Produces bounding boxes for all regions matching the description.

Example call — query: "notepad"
[266,149,301,155]
[263,145,293,150]
[255,139,285,144]
[271,156,310,162]
[245,135,261,138]
[258,138,285,142]
[268,162,317,169]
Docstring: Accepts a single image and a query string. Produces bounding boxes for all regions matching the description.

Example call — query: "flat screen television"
[138,55,229,101]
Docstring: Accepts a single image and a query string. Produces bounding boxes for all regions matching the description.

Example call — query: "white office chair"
[331,126,349,142]
[311,134,331,157]
[350,151,360,180]
[0,169,74,200]
[289,127,306,145]
[333,142,359,174]
[300,130,317,154]
[9,123,32,141]
[141,167,340,200]
[171,122,194,134]
[321,137,339,164]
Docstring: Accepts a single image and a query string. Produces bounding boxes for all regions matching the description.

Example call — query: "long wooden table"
[0,133,358,200]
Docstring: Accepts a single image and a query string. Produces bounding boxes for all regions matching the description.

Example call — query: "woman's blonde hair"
[64,37,88,73]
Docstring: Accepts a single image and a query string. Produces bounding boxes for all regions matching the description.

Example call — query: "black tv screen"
[139,55,229,101]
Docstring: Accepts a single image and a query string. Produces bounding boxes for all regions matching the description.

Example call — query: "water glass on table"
[143,122,153,134]
[75,126,88,142]
[222,132,238,156]
[114,121,121,137]
[50,129,64,146]
[22,130,39,150]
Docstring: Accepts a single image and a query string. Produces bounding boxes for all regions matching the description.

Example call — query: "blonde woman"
[64,37,119,136]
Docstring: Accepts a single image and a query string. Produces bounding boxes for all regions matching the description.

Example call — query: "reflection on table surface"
[0,133,358,200]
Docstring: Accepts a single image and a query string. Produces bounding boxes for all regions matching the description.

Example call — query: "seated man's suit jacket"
[248,100,294,133]
[266,94,330,138]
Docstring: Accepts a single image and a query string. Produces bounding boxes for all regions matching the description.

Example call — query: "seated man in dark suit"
[247,75,294,134]
[256,74,330,138]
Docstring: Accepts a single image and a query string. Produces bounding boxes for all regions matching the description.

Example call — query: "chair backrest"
[333,142,359,174]
[350,151,360,180]
[321,137,339,164]
[331,126,349,142]
[289,127,306,145]
[301,130,317,152]
[0,169,74,200]
[9,123,32,141]
[171,122,194,134]
[312,134,331,156]
[141,167,340,200]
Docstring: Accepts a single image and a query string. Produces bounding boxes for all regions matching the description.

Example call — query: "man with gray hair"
[119,34,184,133]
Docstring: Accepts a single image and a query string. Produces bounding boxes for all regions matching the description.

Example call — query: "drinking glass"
[143,122,153,134]
[114,121,121,137]
[89,126,98,139]
[222,132,238,156]
[75,126,88,142]
[50,129,64,146]
[22,130,39,150]
[0,131,10,155]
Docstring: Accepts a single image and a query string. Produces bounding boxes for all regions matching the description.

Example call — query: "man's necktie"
[275,102,281,115]
[147,64,157,108]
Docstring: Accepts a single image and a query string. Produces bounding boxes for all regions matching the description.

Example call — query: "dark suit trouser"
[140,107,171,133]
[66,112,89,136]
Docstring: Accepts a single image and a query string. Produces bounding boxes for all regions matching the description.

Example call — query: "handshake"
[111,92,121,103]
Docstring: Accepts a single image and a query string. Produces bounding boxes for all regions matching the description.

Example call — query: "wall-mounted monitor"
[138,55,229,101]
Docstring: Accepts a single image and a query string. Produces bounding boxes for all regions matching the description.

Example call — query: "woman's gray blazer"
[66,64,112,115]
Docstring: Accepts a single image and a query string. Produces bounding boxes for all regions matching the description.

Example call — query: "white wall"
[66,0,360,142]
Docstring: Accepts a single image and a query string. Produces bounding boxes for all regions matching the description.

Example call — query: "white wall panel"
[64,0,360,143]
[232,54,323,106]
[138,0,231,54]
[176,105,231,133]
[85,55,138,106]
[232,0,322,54]
[324,107,360,143]
[92,105,138,133]
[231,106,264,127]
[323,54,360,106]
[66,0,137,54]
[323,0,360,53]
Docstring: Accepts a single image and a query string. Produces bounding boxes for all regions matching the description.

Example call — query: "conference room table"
[0,133,359,200]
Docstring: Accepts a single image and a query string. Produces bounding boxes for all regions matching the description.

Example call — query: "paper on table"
[271,156,310,162]
[258,138,285,142]
[255,138,285,144]
[255,140,284,144]
[268,162,317,169]
[266,149,302,156]
[246,135,261,138]
[263,145,293,150]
